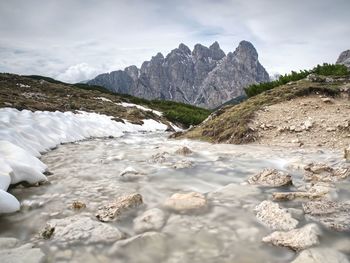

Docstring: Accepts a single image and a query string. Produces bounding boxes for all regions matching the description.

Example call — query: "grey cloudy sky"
[1,0,349,83]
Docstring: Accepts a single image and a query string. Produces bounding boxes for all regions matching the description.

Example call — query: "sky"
[0,0,349,83]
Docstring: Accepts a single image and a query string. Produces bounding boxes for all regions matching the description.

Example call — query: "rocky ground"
[251,95,350,149]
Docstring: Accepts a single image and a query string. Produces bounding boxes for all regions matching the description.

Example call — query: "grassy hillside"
[3,74,210,127]
[180,72,349,144]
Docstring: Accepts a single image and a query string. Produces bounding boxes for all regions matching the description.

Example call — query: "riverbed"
[1,132,349,262]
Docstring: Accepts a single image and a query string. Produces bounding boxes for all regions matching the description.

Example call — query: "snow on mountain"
[0,108,169,214]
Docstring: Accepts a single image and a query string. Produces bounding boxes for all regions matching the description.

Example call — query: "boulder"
[344,146,350,161]
[291,248,349,263]
[175,146,193,156]
[248,168,292,187]
[70,200,86,210]
[133,208,166,234]
[119,167,146,181]
[272,183,334,201]
[302,200,350,232]
[164,192,207,212]
[255,201,298,231]
[44,215,125,246]
[96,193,143,222]
[262,224,321,251]
[304,163,349,182]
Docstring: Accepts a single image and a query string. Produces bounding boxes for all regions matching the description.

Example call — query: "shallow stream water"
[0,132,349,262]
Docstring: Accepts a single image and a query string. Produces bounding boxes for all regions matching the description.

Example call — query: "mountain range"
[88,41,270,109]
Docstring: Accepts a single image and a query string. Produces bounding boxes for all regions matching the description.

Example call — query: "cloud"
[0,0,349,82]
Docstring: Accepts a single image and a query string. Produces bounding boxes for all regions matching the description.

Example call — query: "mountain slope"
[88,41,269,109]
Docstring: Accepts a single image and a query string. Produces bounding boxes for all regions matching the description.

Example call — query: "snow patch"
[95,97,113,103]
[0,108,168,214]
[116,102,163,116]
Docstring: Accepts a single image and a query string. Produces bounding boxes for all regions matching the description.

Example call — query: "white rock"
[291,248,349,263]
[119,167,145,181]
[248,168,292,187]
[164,192,207,212]
[255,200,298,231]
[133,208,166,234]
[262,224,321,251]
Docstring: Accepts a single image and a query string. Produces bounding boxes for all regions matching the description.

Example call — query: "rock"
[40,224,55,239]
[262,224,321,251]
[172,160,193,169]
[344,146,350,161]
[304,163,349,182]
[304,120,313,130]
[291,248,349,263]
[70,200,86,210]
[255,201,298,231]
[165,125,176,132]
[175,146,193,156]
[119,167,145,181]
[0,237,46,263]
[302,200,350,231]
[272,183,334,201]
[150,152,169,164]
[248,168,292,187]
[133,208,166,234]
[45,215,125,246]
[108,232,167,261]
[96,193,143,222]
[321,97,333,103]
[164,192,207,212]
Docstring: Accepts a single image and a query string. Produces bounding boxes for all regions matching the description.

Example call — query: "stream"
[0,132,349,262]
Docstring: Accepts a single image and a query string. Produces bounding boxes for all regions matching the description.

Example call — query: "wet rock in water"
[70,200,86,210]
[0,237,46,263]
[108,232,167,261]
[44,215,125,246]
[302,200,350,231]
[96,193,143,222]
[255,200,298,231]
[304,163,349,182]
[150,152,169,164]
[172,160,193,169]
[175,146,193,156]
[272,183,335,201]
[345,146,350,161]
[291,248,349,263]
[262,224,321,251]
[119,167,146,181]
[165,125,176,132]
[40,224,55,239]
[164,192,207,213]
[248,168,292,187]
[133,208,166,234]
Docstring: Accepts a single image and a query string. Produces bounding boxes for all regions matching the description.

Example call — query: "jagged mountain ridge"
[88,41,270,109]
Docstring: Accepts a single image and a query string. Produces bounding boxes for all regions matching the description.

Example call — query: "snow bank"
[0,108,168,214]
[116,102,163,116]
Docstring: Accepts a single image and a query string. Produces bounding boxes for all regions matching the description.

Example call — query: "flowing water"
[1,132,349,262]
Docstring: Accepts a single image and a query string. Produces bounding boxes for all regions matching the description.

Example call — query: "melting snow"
[116,102,163,116]
[0,108,168,214]
[95,97,113,102]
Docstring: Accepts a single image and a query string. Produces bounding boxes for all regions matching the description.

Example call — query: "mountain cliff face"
[337,50,350,68]
[88,41,269,109]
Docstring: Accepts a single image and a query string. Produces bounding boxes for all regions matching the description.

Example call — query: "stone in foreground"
[164,192,207,212]
[272,183,334,201]
[248,168,292,187]
[291,248,349,263]
[255,200,298,231]
[44,215,125,246]
[262,224,321,251]
[0,237,46,263]
[133,208,166,234]
[96,193,143,222]
[302,200,350,232]
[175,146,193,156]
[304,163,349,182]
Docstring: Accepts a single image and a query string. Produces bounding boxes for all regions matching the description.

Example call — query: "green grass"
[245,63,349,98]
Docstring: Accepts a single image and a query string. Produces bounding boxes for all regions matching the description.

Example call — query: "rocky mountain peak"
[336,49,350,68]
[234,40,258,60]
[178,43,191,55]
[88,41,269,109]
